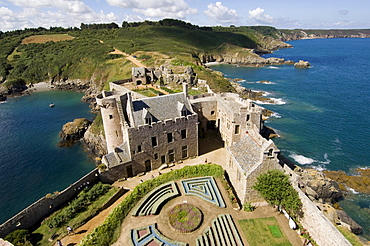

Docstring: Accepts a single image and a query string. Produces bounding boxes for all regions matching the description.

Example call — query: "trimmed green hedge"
[80,164,224,246]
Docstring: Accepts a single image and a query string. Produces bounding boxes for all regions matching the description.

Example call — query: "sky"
[0,0,369,32]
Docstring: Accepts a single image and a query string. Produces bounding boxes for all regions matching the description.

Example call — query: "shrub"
[253,170,302,217]
[243,202,255,212]
[45,182,110,228]
[4,229,32,246]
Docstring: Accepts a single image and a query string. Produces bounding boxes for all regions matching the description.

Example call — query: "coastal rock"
[294,60,311,68]
[336,209,363,234]
[200,47,292,67]
[316,203,363,234]
[59,118,92,147]
[0,94,6,102]
[323,169,370,195]
[82,126,108,157]
[295,167,343,203]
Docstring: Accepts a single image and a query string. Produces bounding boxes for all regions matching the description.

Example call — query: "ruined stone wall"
[0,170,99,238]
[126,114,198,173]
[283,165,351,246]
[191,100,217,132]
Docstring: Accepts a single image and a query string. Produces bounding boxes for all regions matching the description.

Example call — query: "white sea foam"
[271,112,282,118]
[313,165,326,171]
[347,187,360,194]
[268,66,279,69]
[289,153,316,165]
[255,98,286,105]
[258,80,275,84]
[319,153,331,165]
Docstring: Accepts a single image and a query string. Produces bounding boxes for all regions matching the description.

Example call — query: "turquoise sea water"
[211,38,370,239]
[0,91,95,224]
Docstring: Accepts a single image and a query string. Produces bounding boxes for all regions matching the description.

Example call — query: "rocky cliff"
[278,29,370,41]
[82,126,107,158]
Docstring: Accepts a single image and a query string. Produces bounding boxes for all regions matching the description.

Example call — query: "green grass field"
[238,217,291,246]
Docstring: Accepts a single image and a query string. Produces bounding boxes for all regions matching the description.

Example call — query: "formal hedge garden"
[80,164,224,246]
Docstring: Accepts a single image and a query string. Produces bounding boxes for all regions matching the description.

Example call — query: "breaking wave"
[289,153,316,165]
[255,98,287,105]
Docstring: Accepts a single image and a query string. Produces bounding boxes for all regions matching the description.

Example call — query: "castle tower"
[96,93,124,153]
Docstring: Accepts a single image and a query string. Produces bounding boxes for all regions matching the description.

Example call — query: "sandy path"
[110,48,146,68]
[58,192,129,246]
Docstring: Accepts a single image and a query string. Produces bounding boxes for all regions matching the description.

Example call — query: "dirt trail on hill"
[110,48,146,67]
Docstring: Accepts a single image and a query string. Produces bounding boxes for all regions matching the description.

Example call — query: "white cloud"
[204,2,239,23]
[106,0,197,18]
[0,6,119,31]
[8,0,91,14]
[248,7,274,24]
[338,10,349,15]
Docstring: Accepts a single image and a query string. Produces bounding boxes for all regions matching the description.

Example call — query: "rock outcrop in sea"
[294,60,311,68]
[58,118,92,147]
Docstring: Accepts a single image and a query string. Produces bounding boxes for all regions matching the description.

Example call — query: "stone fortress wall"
[283,165,351,246]
[0,169,100,238]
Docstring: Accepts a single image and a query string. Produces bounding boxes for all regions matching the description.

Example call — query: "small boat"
[49,103,55,108]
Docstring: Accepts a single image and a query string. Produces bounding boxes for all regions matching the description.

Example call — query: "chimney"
[183,82,188,97]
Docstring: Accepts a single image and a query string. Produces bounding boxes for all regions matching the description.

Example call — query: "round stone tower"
[96,92,123,153]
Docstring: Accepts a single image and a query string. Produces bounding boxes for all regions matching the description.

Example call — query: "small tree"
[253,170,302,217]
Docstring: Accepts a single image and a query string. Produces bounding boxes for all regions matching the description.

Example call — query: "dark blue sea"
[211,38,370,239]
[0,91,95,224]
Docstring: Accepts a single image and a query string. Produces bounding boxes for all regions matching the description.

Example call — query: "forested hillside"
[0,19,286,95]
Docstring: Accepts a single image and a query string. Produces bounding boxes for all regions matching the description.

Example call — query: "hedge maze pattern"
[181,177,225,208]
[196,214,244,246]
[132,181,180,216]
[130,224,188,246]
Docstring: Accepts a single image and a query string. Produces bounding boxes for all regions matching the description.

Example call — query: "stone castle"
[96,67,282,203]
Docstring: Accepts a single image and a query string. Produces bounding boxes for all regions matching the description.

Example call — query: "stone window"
[161,155,166,164]
[235,125,240,134]
[109,115,113,119]
[145,117,152,125]
[154,153,158,159]
[137,145,142,152]
[268,148,274,157]
[168,149,175,162]
[167,132,173,143]
[181,129,187,139]
[151,136,157,147]
[246,115,250,121]
[211,110,215,115]
[182,145,188,158]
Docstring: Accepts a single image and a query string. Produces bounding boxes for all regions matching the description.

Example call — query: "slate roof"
[228,135,263,173]
[104,142,131,168]
[131,92,193,126]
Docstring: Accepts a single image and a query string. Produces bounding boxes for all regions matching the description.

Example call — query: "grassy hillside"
[0,21,284,93]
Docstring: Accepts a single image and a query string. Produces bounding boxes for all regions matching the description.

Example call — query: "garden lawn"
[238,217,291,246]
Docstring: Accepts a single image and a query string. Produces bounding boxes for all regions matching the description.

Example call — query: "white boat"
[49,103,55,108]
